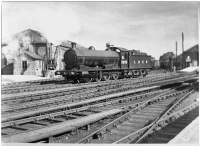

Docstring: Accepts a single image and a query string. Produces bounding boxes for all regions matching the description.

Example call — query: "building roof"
[14,29,47,44]
[176,44,199,61]
[185,44,199,53]
[59,41,87,50]
[24,51,44,60]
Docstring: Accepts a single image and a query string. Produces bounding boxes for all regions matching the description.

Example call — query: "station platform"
[178,66,199,73]
[1,75,49,84]
[169,116,199,143]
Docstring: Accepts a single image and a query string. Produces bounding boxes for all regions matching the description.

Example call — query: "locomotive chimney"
[71,42,76,49]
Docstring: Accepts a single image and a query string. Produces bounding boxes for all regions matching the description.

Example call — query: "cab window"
[125,53,128,59]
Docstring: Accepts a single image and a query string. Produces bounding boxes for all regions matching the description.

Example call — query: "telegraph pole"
[182,32,184,69]
[176,41,177,68]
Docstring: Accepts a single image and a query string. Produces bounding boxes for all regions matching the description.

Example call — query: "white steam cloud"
[2,2,81,45]
[2,34,33,63]
[2,37,20,62]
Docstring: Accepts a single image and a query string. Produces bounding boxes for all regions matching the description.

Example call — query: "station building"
[2,29,50,76]
[175,44,199,69]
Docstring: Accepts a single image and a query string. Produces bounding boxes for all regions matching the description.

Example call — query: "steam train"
[55,42,152,83]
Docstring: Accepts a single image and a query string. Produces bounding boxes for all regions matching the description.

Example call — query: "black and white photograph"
[1,1,199,144]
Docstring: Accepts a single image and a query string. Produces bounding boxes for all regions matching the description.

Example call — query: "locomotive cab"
[108,46,129,69]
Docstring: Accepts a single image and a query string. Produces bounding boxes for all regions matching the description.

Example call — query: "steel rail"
[1,86,159,122]
[2,74,195,105]
[135,100,199,144]
[3,74,197,121]
[2,77,169,113]
[2,88,169,128]
[2,109,123,143]
[113,89,196,144]
[1,74,186,98]
[76,89,186,143]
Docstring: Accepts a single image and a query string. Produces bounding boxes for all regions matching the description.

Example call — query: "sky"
[2,2,199,60]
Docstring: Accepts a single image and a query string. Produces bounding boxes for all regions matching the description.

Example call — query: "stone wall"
[14,54,36,75]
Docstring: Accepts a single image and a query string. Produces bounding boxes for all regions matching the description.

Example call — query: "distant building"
[159,44,199,70]
[2,29,50,76]
[175,44,199,69]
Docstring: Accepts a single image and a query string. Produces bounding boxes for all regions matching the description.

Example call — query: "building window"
[142,60,144,64]
[146,60,148,63]
[138,60,140,64]
[22,61,27,69]
[134,60,136,64]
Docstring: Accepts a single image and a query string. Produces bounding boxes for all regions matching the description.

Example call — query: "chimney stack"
[71,42,76,50]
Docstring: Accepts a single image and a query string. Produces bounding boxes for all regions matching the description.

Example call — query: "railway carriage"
[55,42,152,82]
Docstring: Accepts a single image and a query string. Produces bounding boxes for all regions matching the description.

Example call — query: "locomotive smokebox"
[71,42,76,50]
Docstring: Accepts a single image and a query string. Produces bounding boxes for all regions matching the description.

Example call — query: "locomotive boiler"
[64,42,119,70]
[55,42,152,83]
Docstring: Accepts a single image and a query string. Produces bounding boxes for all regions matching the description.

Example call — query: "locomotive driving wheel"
[111,72,119,80]
[95,71,102,82]
[73,78,80,83]
[119,71,125,79]
[127,70,134,78]
[102,72,111,81]
[81,77,93,83]
[140,69,147,77]
[132,70,140,77]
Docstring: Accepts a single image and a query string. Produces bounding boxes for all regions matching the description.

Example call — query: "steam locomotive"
[55,42,152,83]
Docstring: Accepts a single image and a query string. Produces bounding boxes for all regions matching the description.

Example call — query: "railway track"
[2,73,197,103]
[1,73,183,94]
[1,72,167,90]
[2,86,161,124]
[1,73,165,97]
[2,86,164,142]
[76,88,198,144]
[2,73,197,120]
[137,99,199,143]
[1,72,198,143]
[2,73,196,118]
[2,84,197,143]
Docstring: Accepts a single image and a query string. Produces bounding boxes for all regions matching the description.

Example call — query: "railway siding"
[1,86,159,122]
[137,102,199,143]
[2,109,123,143]
[75,88,192,143]
[1,73,198,143]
